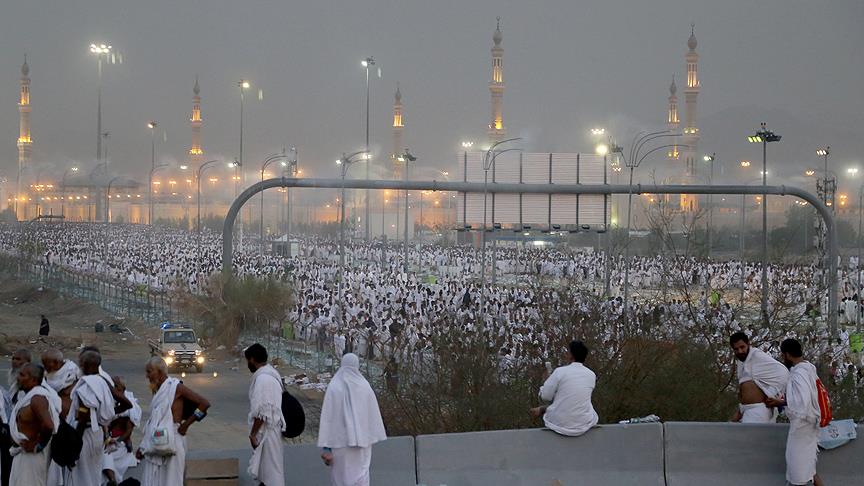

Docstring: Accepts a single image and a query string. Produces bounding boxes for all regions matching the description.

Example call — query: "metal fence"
[0,254,178,325]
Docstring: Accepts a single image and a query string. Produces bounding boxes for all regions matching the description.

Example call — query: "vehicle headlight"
[168,349,176,356]
[195,350,202,356]
[164,357,174,365]
[196,356,205,364]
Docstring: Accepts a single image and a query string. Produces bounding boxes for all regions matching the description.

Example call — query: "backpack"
[281,391,305,439]
[815,378,832,427]
[51,420,83,468]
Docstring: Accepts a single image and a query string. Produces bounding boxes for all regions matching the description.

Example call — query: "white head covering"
[317,353,386,449]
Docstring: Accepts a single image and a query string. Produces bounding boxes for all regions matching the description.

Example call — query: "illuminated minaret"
[682,23,700,178]
[488,17,506,143]
[391,83,404,178]
[188,76,204,165]
[16,56,32,218]
[666,76,680,161]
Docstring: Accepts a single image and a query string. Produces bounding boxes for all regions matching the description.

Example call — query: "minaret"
[188,76,204,165]
[682,23,700,178]
[391,83,404,179]
[16,56,32,219]
[488,17,506,144]
[666,76,680,161]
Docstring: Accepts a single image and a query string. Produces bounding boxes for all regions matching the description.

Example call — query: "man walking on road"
[245,343,285,486]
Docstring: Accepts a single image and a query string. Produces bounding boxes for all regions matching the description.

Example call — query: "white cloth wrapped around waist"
[9,385,60,446]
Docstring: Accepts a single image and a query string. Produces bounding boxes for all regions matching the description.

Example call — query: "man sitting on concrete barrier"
[765,338,824,486]
[729,332,789,423]
[530,340,598,437]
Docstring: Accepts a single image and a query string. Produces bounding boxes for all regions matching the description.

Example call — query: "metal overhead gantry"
[220,178,839,335]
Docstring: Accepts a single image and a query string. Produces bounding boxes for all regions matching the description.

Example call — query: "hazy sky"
[1,0,862,191]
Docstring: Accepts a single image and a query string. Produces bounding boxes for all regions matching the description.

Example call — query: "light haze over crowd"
[1,0,862,192]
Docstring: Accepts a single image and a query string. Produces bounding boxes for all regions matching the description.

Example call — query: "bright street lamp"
[595,144,609,156]
[748,122,781,327]
[590,128,606,136]
[848,167,859,176]
[461,141,474,149]
[741,160,751,168]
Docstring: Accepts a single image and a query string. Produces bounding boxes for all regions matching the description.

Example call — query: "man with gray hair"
[8,363,60,486]
[137,357,210,486]
[41,349,80,417]
[63,350,131,486]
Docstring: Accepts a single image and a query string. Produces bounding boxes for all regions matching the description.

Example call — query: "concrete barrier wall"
[128,436,416,486]
[416,424,665,486]
[664,422,863,486]
[122,423,861,485]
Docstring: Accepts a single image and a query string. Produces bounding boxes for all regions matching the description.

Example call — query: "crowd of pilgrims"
[1,222,863,377]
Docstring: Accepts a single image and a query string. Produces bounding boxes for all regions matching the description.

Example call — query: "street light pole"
[147,121,157,224]
[748,123,781,327]
[196,159,223,283]
[362,57,376,241]
[337,151,369,325]
[148,162,168,227]
[259,151,291,257]
[238,80,250,252]
[398,150,417,274]
[61,167,79,221]
[480,138,521,309]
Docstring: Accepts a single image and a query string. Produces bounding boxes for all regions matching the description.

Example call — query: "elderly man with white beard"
[728,332,789,423]
[63,351,131,486]
[137,357,210,486]
[245,343,285,486]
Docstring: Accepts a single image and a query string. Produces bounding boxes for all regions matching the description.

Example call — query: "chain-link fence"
[0,255,178,325]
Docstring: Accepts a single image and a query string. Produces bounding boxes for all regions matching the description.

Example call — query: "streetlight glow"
[805,169,816,176]
[595,144,609,156]
[461,141,474,149]
[848,167,859,176]
[239,80,250,89]
[590,128,606,136]
[740,160,751,168]
[816,148,829,157]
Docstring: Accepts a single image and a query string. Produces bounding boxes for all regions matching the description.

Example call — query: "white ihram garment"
[539,362,599,437]
[64,375,117,486]
[784,361,821,485]
[140,377,184,486]
[9,385,60,486]
[318,354,386,486]
[248,365,286,486]
[737,348,789,424]
[45,360,81,395]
